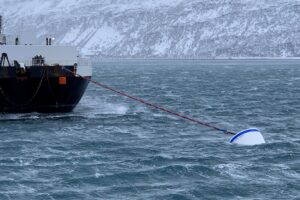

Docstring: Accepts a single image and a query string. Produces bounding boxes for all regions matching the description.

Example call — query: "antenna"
[0,15,2,34]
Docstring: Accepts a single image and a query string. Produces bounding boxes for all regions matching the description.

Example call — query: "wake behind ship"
[0,16,92,113]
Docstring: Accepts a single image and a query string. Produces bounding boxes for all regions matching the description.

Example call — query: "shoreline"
[89,57,300,61]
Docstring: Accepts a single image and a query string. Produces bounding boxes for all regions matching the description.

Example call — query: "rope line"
[0,66,46,107]
[63,67,236,135]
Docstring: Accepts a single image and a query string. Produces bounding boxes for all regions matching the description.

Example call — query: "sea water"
[0,59,299,199]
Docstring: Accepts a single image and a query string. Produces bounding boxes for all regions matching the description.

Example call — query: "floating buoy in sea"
[230,128,265,145]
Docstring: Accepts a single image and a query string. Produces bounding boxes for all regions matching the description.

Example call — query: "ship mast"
[0,16,6,45]
[0,15,2,34]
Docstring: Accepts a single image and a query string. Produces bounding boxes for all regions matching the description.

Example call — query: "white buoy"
[230,128,265,146]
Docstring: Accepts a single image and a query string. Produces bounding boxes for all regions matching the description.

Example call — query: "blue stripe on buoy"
[230,128,259,143]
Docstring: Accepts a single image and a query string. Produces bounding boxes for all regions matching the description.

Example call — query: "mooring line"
[0,66,46,107]
[63,67,236,135]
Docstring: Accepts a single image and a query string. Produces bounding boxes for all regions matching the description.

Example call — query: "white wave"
[99,103,128,115]
[213,163,248,179]
[78,95,129,115]
[0,113,40,121]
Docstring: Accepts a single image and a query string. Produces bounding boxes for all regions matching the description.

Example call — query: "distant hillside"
[1,0,300,58]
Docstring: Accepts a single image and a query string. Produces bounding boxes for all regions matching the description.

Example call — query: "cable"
[63,67,236,135]
[0,66,46,107]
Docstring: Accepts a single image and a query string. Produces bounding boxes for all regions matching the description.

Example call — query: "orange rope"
[63,67,235,135]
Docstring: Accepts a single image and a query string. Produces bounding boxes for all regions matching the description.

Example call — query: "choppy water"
[0,59,299,200]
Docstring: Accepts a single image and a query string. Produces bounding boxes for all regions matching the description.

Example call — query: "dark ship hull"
[0,65,90,113]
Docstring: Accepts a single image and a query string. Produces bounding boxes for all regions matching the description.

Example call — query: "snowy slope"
[1,0,300,58]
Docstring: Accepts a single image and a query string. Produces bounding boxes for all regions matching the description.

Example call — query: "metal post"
[0,15,2,34]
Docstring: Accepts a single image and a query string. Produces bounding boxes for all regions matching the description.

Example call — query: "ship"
[0,16,92,113]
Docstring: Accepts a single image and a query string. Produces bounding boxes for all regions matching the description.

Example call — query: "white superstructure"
[0,14,92,77]
[0,45,77,66]
[0,45,92,76]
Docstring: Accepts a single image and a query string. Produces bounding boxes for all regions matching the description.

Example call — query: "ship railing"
[13,59,92,67]
[77,58,91,66]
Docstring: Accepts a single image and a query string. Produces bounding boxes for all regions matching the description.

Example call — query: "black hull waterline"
[0,66,90,113]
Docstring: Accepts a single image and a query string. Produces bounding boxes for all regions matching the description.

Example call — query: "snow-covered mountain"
[1,0,300,58]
